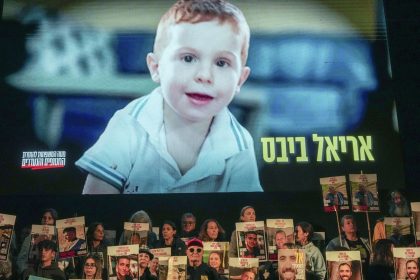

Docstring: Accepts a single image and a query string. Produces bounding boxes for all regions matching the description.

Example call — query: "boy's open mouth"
[186,93,214,104]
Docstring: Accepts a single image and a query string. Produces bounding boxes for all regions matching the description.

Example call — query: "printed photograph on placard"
[326,251,362,280]
[228,258,259,280]
[0,213,16,261]
[278,248,306,280]
[384,217,415,247]
[151,248,171,280]
[349,174,379,212]
[123,222,149,246]
[411,203,420,246]
[236,221,267,261]
[203,242,229,275]
[28,224,56,265]
[167,256,187,280]
[320,176,349,212]
[56,216,87,259]
[393,248,420,280]
[266,219,294,261]
[107,244,139,280]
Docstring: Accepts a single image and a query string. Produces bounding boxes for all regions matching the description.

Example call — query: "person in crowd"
[278,247,298,280]
[154,220,186,256]
[295,222,326,280]
[119,210,157,248]
[337,263,352,280]
[208,251,225,275]
[198,219,226,241]
[17,208,58,275]
[241,231,260,258]
[81,254,103,279]
[186,238,219,280]
[326,215,371,278]
[180,213,199,239]
[21,239,65,280]
[367,239,394,280]
[229,206,256,257]
[86,222,109,262]
[114,256,133,280]
[241,269,256,280]
[138,247,157,280]
[373,190,411,242]
[405,259,419,280]
[149,257,159,278]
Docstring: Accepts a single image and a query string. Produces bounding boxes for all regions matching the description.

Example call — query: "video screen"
[0,0,405,194]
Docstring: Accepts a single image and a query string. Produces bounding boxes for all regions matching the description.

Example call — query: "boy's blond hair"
[154,0,250,66]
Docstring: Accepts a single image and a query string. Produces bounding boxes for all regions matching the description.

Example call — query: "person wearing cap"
[186,238,219,280]
[139,247,157,280]
[21,239,66,280]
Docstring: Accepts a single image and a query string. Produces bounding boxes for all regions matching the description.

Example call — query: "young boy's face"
[148,20,250,122]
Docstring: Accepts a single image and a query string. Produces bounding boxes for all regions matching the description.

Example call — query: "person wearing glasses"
[180,213,199,240]
[81,254,103,279]
[154,220,186,256]
[186,238,219,280]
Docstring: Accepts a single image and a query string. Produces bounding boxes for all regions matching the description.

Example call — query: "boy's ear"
[146,53,160,83]
[236,66,251,93]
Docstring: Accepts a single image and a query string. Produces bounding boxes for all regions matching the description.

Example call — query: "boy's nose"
[194,65,213,84]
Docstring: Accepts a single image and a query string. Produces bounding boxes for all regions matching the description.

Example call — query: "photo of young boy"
[76,0,262,194]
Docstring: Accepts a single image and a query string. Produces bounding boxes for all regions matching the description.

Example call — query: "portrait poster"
[123,222,149,246]
[320,176,349,212]
[167,256,187,280]
[28,224,56,264]
[410,202,420,246]
[107,244,139,280]
[203,242,229,275]
[349,173,379,212]
[228,258,259,280]
[384,217,414,247]
[266,219,294,261]
[236,221,267,261]
[0,213,16,261]
[151,247,172,280]
[393,247,420,280]
[278,248,306,280]
[56,216,87,259]
[326,251,362,280]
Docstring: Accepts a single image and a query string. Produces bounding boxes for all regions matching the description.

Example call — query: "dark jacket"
[140,267,158,280]
[187,263,219,280]
[21,262,66,280]
[154,237,187,256]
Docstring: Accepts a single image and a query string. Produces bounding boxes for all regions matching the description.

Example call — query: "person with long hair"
[119,210,157,248]
[154,220,186,256]
[198,219,226,242]
[367,239,394,280]
[81,254,103,279]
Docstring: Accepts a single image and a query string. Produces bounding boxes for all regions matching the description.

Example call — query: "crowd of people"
[0,190,417,280]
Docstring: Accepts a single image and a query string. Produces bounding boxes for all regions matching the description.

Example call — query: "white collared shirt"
[76,88,262,193]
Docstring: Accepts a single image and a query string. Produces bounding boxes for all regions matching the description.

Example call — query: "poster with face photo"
[266,219,294,261]
[320,176,349,212]
[0,213,16,261]
[393,248,420,280]
[56,216,87,259]
[167,256,187,280]
[203,242,229,275]
[326,251,362,280]
[228,258,259,280]
[349,174,379,212]
[236,221,267,261]
[278,248,306,280]
[384,217,414,247]
[123,222,149,246]
[150,248,172,280]
[107,244,139,280]
[28,224,56,264]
